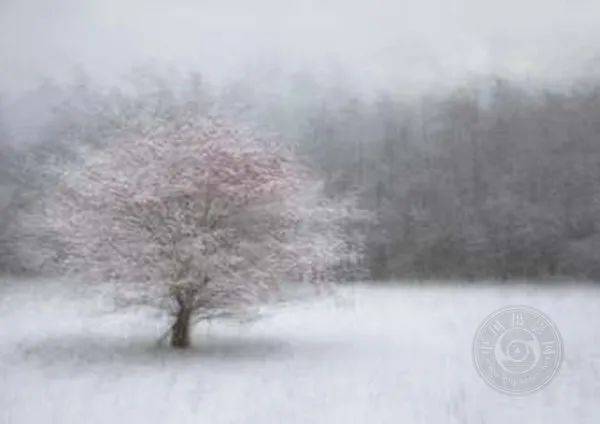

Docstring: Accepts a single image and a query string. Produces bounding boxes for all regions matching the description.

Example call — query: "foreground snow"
[1,279,599,423]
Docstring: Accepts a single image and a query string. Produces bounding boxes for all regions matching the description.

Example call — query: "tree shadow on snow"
[10,333,343,371]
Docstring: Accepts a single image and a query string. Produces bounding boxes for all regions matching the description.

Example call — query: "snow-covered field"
[1,278,599,424]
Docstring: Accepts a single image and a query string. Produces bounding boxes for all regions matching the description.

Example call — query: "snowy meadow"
[1,278,598,423]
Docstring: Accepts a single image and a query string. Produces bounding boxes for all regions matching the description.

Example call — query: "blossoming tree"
[44,117,367,347]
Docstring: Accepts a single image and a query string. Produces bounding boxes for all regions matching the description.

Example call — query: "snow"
[1,278,599,423]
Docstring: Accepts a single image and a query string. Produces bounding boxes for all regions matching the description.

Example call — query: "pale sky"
[1,0,599,95]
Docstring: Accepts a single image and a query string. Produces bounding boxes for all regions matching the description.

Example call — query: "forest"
[2,66,600,282]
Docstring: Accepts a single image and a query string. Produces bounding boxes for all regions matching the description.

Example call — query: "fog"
[2,0,600,96]
[3,2,600,422]
[4,0,600,281]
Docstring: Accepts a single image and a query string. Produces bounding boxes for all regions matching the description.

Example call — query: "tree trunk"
[171,306,192,348]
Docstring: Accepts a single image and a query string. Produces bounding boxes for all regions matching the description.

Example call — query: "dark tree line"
[226,72,600,281]
[2,66,600,281]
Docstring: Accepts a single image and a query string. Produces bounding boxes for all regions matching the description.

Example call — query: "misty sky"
[1,0,599,95]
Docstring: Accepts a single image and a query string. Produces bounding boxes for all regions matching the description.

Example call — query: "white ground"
[1,278,599,423]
